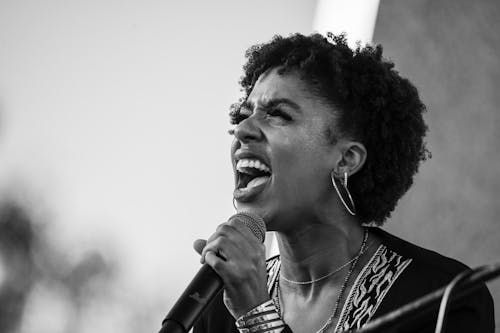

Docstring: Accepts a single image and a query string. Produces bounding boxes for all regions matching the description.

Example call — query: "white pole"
[313,0,380,47]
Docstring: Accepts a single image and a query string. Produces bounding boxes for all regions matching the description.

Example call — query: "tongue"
[245,176,270,189]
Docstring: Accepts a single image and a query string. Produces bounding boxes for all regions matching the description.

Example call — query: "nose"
[233,116,264,144]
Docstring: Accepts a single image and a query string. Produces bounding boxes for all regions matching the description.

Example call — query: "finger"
[218,222,265,262]
[204,250,227,277]
[201,224,239,261]
[193,239,207,255]
[208,222,252,247]
[201,236,235,264]
[205,222,228,243]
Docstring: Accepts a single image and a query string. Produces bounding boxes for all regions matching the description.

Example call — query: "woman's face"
[231,68,343,231]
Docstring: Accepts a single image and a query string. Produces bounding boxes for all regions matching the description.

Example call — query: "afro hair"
[230,33,430,225]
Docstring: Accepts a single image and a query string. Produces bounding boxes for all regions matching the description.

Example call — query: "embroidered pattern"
[335,245,412,331]
[266,255,281,294]
[265,245,412,332]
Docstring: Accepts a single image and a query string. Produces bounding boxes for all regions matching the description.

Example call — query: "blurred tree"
[0,197,116,333]
[0,201,37,333]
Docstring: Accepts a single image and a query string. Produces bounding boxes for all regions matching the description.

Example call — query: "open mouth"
[236,158,272,191]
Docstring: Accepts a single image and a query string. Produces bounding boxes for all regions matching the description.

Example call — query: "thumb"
[193,239,207,255]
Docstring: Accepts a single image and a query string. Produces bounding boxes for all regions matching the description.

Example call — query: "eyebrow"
[241,98,301,112]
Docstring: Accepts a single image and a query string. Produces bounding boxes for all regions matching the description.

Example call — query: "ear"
[334,141,367,177]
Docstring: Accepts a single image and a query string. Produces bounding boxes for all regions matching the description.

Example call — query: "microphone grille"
[231,211,266,243]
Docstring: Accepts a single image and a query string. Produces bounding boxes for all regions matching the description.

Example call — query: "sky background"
[0,0,498,332]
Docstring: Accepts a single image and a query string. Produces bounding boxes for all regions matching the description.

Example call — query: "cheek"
[230,139,239,163]
[272,139,330,191]
[230,138,239,153]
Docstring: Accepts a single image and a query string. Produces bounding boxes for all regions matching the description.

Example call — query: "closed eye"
[267,108,292,121]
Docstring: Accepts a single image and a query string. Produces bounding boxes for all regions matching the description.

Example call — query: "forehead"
[247,68,316,105]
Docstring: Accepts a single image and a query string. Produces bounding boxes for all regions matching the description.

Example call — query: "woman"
[193,33,494,333]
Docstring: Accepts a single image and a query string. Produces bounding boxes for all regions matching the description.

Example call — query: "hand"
[193,219,270,319]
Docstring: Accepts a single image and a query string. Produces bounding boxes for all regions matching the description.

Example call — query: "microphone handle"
[159,264,223,333]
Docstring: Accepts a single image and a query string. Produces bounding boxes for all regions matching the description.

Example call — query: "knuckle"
[227,219,248,234]
[205,239,223,254]
[209,231,228,244]
[220,223,236,234]
[226,218,239,227]
[211,237,226,248]
[216,223,235,236]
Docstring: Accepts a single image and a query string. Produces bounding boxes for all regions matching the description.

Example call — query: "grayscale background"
[0,0,498,332]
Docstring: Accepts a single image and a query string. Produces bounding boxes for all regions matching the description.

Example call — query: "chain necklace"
[281,246,362,285]
[273,229,369,333]
[279,229,369,285]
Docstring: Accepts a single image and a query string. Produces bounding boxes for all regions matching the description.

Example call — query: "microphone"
[159,211,266,333]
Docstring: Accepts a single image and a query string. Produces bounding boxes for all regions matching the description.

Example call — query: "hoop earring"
[233,198,238,211]
[331,171,356,216]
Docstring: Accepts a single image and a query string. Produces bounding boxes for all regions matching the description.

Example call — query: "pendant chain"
[280,235,367,285]
[273,229,369,333]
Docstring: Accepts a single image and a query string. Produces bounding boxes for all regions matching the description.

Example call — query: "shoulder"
[369,227,495,332]
[370,227,469,282]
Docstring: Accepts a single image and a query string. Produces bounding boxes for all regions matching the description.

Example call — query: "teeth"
[236,159,271,173]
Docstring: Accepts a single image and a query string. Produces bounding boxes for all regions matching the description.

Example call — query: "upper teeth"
[236,159,271,173]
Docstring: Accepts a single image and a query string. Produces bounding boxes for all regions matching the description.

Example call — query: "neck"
[276,214,365,291]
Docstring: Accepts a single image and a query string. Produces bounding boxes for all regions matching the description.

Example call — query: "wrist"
[235,299,285,333]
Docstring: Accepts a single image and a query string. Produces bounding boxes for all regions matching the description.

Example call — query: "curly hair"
[230,33,430,225]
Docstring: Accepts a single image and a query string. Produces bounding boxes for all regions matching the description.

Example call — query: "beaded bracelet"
[235,300,286,333]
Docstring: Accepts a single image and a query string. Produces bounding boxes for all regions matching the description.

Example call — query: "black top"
[193,227,495,332]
